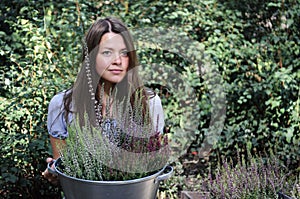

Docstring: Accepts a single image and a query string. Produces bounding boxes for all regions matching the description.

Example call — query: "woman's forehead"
[99,33,126,48]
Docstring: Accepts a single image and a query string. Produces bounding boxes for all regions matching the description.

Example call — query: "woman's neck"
[98,81,116,116]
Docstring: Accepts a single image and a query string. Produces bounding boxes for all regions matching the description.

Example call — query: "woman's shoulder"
[144,87,157,99]
[47,90,72,139]
[149,93,161,103]
[144,87,163,108]
[48,89,71,109]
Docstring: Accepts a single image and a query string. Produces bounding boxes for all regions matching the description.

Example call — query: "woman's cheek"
[96,57,111,75]
[122,57,129,70]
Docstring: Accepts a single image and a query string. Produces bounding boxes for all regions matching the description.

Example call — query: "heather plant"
[198,152,297,199]
[56,89,170,181]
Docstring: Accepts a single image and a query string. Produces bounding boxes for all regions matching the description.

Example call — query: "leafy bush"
[0,0,83,197]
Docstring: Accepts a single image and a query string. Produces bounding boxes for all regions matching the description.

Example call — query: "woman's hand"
[42,157,59,185]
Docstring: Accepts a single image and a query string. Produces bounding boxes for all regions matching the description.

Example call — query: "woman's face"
[96,32,129,85]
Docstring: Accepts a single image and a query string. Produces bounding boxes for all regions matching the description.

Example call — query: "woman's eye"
[120,50,128,57]
[102,51,112,56]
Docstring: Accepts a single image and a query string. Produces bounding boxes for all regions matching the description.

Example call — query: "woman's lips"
[108,69,123,75]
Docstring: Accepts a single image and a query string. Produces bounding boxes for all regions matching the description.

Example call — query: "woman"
[42,17,165,184]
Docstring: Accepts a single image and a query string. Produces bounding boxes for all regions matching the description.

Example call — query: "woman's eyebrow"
[100,47,128,51]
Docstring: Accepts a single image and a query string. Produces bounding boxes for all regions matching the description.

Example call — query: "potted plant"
[48,90,173,199]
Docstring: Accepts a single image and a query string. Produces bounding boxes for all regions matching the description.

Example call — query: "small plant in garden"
[197,152,298,199]
[57,89,170,181]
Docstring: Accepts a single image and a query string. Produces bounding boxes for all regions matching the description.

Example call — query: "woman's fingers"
[46,157,54,163]
[42,167,59,185]
[42,157,59,185]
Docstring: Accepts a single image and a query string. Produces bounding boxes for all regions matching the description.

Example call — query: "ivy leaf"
[285,127,294,143]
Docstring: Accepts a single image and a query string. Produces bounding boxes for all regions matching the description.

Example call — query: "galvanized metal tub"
[48,158,173,199]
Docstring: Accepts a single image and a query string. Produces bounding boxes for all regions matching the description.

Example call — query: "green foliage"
[206,0,300,166]
[1,0,299,198]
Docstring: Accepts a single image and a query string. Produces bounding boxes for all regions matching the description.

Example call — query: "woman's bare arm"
[42,136,66,184]
[50,136,66,159]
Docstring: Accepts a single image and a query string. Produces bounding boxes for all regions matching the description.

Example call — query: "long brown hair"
[63,17,151,127]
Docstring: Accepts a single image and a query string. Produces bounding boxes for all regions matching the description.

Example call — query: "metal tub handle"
[47,159,58,175]
[155,165,173,183]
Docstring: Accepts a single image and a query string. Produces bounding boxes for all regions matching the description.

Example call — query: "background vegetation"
[0,0,299,198]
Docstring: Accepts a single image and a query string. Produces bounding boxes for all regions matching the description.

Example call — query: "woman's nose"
[112,54,122,65]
